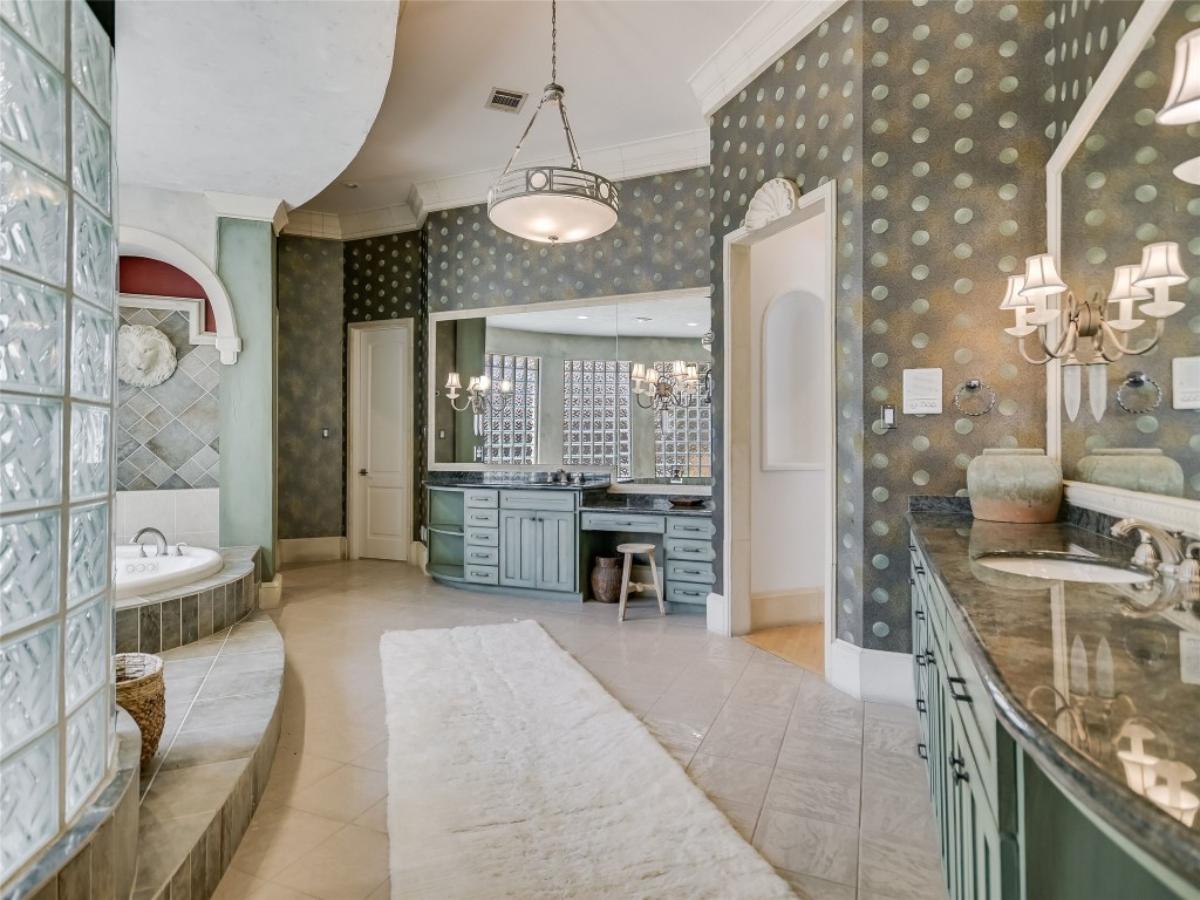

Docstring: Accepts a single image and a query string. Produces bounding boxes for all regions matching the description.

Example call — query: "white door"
[351,323,411,560]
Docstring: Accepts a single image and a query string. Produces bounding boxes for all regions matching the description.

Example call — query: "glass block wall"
[1,0,117,885]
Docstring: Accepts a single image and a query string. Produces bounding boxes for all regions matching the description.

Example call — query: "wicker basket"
[115,653,165,767]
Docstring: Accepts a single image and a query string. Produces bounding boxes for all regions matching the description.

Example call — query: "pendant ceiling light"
[487,0,619,244]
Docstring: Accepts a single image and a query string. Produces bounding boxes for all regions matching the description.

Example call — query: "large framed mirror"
[1048,2,1199,529]
[427,288,714,490]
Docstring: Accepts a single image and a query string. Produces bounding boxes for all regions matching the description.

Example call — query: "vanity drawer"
[666,517,715,540]
[580,512,664,533]
[500,490,576,512]
[465,526,498,547]
[465,508,499,527]
[465,546,499,566]
[664,536,716,561]
[665,582,709,606]
[464,489,498,509]
[464,564,498,585]
[665,559,716,585]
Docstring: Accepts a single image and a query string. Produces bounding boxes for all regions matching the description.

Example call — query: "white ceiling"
[115,0,400,208]
[299,0,756,220]
[486,294,711,338]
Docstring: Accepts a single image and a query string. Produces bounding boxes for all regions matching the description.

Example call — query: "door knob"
[359,468,368,476]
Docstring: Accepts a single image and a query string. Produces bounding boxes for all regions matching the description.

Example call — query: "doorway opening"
[347,319,415,561]
[719,180,836,680]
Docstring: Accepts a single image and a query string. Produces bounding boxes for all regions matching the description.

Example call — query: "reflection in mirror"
[1059,5,1200,499]
[431,291,712,484]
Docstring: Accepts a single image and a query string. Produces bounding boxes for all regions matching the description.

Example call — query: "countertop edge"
[907,515,1200,889]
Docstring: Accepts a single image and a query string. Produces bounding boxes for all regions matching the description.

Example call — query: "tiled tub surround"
[131,614,284,900]
[115,487,219,550]
[116,308,221,492]
[0,712,140,900]
[114,548,259,654]
[909,507,1200,890]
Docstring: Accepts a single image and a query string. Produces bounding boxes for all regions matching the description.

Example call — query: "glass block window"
[653,362,712,478]
[1,2,116,884]
[480,354,539,465]
[562,360,631,478]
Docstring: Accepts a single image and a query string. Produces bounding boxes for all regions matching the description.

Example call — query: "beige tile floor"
[214,560,944,900]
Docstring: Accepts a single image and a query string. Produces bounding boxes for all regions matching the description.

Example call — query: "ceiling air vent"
[486,87,527,114]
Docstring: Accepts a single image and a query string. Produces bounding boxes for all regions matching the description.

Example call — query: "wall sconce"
[443,372,512,435]
[631,361,711,414]
[1157,27,1200,184]
[999,243,1189,423]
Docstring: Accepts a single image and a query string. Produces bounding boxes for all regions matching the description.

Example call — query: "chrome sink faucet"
[1110,518,1200,583]
[132,526,168,558]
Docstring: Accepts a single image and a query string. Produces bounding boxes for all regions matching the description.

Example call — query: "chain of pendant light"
[494,0,585,182]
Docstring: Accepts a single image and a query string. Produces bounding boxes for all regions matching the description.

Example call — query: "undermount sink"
[975,553,1154,585]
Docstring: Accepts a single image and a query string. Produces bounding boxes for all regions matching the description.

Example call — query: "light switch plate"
[903,368,943,415]
[1172,356,1200,410]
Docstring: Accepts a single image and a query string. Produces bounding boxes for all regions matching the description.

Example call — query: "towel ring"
[952,379,997,417]
[1116,372,1162,414]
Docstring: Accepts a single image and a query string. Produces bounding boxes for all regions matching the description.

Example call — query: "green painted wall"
[218,218,278,577]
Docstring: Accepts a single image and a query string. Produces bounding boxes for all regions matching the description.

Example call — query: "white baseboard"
[826,638,914,707]
[411,541,429,572]
[751,588,823,630]
[279,536,346,564]
[258,573,283,610]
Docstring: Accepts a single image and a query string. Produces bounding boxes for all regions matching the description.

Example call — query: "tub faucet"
[132,527,168,558]
[1110,519,1197,582]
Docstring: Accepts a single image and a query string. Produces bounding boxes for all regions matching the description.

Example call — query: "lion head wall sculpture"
[117,324,177,387]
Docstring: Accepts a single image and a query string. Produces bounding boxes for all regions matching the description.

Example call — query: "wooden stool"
[616,542,665,622]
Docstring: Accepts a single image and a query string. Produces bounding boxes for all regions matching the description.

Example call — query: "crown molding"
[688,0,847,118]
[282,128,710,242]
[204,191,289,235]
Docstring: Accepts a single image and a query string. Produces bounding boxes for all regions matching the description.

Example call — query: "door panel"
[353,325,410,560]
[499,510,537,588]
[535,511,576,593]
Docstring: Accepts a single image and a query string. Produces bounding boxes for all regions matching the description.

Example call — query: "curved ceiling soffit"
[115,0,400,208]
[119,226,242,365]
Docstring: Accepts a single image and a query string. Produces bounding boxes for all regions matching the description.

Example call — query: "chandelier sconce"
[443,372,512,435]
[486,0,619,244]
[631,361,711,415]
[999,242,1189,423]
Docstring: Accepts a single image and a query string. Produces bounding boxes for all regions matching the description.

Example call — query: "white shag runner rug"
[380,620,794,899]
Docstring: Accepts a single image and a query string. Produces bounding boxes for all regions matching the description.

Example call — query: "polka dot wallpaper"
[1046,0,1142,147]
[1060,0,1200,498]
[709,4,866,645]
[277,237,348,539]
[860,0,1050,651]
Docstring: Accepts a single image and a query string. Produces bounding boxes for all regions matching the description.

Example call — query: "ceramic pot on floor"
[591,557,621,603]
[966,449,1062,523]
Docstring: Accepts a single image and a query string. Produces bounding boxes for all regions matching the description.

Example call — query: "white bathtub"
[114,545,224,600]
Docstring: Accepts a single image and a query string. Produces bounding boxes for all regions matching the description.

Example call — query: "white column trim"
[204,191,289,235]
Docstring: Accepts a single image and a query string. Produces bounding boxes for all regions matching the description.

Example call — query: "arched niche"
[118,226,242,364]
[761,289,826,470]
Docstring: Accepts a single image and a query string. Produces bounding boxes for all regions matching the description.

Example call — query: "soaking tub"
[114,544,224,600]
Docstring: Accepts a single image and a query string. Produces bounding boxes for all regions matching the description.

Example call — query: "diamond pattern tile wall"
[115,308,220,489]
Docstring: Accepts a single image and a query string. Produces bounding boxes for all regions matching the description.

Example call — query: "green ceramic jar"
[1075,449,1184,497]
[966,449,1062,523]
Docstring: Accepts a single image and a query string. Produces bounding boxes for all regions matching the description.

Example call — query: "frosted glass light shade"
[1134,242,1187,288]
[1063,361,1082,423]
[1020,253,1067,299]
[487,166,619,244]
[1174,155,1200,185]
[1156,29,1200,126]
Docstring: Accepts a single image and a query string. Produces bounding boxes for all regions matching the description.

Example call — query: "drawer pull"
[909,544,917,552]
[947,676,973,704]
[914,564,926,575]
[916,653,928,668]
[916,698,926,714]
[925,649,936,667]
[917,743,928,760]
[679,525,703,531]
[915,610,925,621]
[682,568,704,575]
[950,754,969,784]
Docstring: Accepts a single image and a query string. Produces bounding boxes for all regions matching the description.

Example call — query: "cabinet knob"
[916,698,927,714]
[950,754,969,783]
[358,468,368,476]
[947,676,972,704]
[917,742,928,760]
[915,610,925,621]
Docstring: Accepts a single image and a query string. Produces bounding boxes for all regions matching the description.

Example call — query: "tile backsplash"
[116,308,220,490]
[114,488,219,549]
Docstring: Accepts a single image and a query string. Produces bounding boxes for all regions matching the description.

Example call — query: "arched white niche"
[118,226,242,364]
[761,290,826,470]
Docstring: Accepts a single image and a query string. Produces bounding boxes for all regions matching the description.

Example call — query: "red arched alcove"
[119,256,216,332]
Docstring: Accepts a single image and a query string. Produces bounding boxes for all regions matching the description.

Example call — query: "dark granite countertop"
[908,508,1200,884]
[579,494,714,517]
[425,472,612,491]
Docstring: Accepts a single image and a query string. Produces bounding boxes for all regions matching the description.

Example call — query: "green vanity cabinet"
[498,508,576,593]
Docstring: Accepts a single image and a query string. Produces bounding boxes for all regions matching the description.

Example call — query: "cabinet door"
[535,511,576,593]
[499,510,538,588]
[962,743,1003,900]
